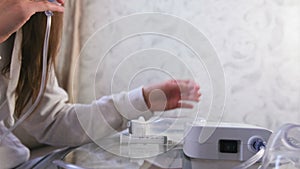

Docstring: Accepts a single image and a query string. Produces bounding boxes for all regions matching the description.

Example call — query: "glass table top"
[58,135,261,169]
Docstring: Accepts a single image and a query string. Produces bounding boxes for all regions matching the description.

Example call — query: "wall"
[75,0,300,131]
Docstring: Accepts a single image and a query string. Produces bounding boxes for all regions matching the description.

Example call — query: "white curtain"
[56,0,82,103]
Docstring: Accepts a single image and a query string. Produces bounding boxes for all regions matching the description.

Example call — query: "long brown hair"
[1,12,63,118]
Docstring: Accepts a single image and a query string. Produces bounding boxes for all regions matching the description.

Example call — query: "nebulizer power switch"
[219,140,239,153]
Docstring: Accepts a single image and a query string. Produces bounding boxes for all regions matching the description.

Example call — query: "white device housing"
[183,122,272,161]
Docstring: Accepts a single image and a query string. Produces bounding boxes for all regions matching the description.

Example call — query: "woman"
[0,0,201,168]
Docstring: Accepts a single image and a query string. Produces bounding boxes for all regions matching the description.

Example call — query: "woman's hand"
[143,80,201,111]
[0,0,64,43]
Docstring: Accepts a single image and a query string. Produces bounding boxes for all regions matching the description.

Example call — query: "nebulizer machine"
[0,0,59,143]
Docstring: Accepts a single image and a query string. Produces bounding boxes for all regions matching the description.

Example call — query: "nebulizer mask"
[259,123,300,169]
[0,0,59,142]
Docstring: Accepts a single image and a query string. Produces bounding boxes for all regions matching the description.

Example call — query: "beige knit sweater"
[0,30,152,168]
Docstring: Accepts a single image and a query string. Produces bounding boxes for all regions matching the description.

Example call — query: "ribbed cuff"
[113,87,153,120]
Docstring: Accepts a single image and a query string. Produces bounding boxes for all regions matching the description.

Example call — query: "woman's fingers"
[177,102,194,109]
[0,0,64,43]
[173,80,201,103]
[181,92,201,102]
[30,0,64,13]
[177,80,199,92]
[176,80,200,100]
[56,0,65,5]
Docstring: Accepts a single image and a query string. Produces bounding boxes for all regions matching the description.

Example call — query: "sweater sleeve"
[20,68,153,147]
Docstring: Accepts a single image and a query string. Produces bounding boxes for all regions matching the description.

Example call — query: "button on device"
[219,140,238,153]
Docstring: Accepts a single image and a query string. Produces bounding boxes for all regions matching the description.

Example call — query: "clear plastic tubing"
[0,13,52,142]
[232,147,265,169]
[260,123,300,169]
